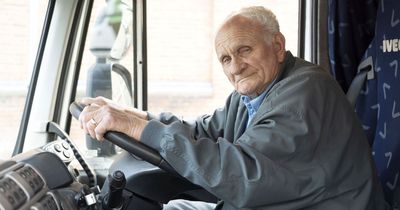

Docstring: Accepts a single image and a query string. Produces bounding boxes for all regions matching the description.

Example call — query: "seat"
[350,0,400,206]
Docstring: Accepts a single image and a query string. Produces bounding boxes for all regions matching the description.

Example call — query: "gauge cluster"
[0,161,58,210]
[0,149,86,210]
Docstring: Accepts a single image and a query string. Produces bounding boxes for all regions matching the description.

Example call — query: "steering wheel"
[69,102,219,206]
[69,102,177,175]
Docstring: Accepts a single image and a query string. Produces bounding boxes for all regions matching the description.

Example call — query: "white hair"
[229,6,280,42]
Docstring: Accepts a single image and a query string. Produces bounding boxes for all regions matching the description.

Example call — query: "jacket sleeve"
[146,93,235,141]
[140,71,368,209]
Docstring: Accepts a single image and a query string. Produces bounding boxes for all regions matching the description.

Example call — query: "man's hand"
[78,96,148,141]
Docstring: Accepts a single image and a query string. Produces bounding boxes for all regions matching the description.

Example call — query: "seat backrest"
[354,0,400,205]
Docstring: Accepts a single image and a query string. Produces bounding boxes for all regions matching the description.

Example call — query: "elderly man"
[80,6,387,210]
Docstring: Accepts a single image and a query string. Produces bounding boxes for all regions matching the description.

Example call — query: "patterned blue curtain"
[327,0,378,92]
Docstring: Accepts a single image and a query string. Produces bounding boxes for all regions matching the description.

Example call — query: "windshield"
[68,0,134,161]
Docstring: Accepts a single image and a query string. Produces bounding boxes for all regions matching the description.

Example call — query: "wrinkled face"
[215,15,286,98]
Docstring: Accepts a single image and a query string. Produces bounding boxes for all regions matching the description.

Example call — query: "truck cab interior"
[0,0,399,209]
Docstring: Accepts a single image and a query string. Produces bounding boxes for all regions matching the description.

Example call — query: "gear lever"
[102,170,126,209]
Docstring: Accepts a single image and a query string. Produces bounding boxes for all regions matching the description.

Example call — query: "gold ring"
[89,118,97,126]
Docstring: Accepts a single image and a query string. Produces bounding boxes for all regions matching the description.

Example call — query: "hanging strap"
[346,56,374,107]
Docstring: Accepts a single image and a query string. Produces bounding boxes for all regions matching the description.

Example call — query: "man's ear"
[273,32,286,62]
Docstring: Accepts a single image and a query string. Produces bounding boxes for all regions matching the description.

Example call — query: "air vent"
[0,177,27,209]
[30,194,59,210]
[16,166,44,193]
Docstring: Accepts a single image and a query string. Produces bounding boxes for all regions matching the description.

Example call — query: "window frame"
[13,0,56,156]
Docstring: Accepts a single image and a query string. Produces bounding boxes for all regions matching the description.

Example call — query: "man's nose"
[230,58,247,75]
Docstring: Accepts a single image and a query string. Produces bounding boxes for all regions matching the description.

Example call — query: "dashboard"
[0,161,56,210]
[0,132,209,210]
[0,141,85,210]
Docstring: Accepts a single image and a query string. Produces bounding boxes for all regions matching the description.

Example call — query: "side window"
[147,0,299,119]
[0,1,49,159]
[69,0,134,157]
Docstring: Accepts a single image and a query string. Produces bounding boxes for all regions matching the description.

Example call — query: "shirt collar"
[241,88,268,113]
[241,89,269,128]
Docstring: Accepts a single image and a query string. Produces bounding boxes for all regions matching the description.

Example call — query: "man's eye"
[239,47,251,54]
[222,57,231,64]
